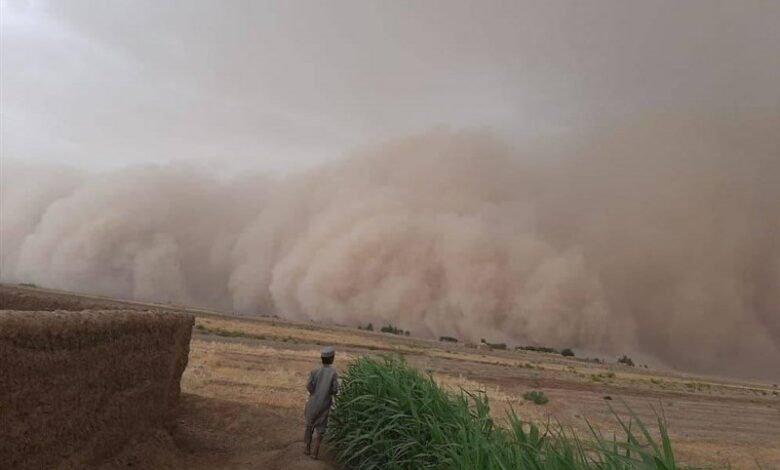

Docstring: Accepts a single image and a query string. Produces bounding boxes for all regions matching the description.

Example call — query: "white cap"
[320,346,335,358]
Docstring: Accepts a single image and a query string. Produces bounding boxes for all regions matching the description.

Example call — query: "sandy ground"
[3,285,779,469]
[179,317,780,469]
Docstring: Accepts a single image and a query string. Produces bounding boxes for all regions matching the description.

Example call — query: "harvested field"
[2,284,779,469]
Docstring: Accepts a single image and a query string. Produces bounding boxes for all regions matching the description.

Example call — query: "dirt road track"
[99,394,336,470]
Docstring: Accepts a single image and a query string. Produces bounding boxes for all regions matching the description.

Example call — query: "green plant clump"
[617,355,635,367]
[561,348,575,357]
[685,382,711,392]
[380,324,409,336]
[330,355,697,470]
[523,390,549,405]
[516,345,560,354]
[481,339,508,350]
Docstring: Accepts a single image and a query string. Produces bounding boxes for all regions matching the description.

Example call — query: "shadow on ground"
[97,394,336,470]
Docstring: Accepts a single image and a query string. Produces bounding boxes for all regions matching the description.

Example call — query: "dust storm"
[2,112,778,380]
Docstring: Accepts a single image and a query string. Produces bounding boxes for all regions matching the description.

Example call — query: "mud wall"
[0,309,194,470]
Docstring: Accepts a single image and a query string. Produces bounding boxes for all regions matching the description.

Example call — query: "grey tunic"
[304,365,339,432]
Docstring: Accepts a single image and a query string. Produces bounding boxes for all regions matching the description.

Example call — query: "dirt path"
[99,394,337,470]
[174,394,336,470]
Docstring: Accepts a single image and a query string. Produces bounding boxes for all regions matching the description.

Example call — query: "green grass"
[330,356,700,470]
[684,382,710,392]
[195,324,267,341]
[592,372,617,382]
[523,390,549,405]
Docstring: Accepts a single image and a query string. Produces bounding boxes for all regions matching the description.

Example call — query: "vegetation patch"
[523,390,549,405]
[380,324,410,336]
[685,382,711,392]
[514,344,576,357]
[481,339,507,350]
[330,355,696,470]
[561,348,575,357]
[617,355,635,367]
[515,345,559,354]
[196,324,267,341]
[591,371,617,382]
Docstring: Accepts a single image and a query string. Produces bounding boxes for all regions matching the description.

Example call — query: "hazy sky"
[2,0,779,173]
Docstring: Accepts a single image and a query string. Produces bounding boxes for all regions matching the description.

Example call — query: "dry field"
[2,284,779,469]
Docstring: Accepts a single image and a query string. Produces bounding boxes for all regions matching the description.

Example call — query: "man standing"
[304,346,338,459]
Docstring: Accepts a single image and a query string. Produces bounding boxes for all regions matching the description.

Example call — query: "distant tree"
[366,323,374,331]
[380,324,406,336]
[617,355,635,367]
[515,345,559,354]
[561,348,575,357]
[439,336,459,343]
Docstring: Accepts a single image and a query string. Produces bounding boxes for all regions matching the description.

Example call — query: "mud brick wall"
[0,309,194,470]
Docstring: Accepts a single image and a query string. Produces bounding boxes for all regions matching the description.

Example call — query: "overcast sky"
[2,0,778,174]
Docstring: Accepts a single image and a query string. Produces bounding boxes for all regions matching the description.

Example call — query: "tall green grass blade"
[329,355,706,470]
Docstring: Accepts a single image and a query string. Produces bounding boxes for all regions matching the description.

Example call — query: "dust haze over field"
[3,112,779,380]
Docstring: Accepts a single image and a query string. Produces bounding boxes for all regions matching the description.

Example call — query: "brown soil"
[96,394,335,470]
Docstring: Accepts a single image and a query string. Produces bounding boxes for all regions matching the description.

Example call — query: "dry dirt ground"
[3,285,779,469]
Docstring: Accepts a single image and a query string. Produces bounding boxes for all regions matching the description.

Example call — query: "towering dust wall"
[3,113,779,380]
[0,309,194,470]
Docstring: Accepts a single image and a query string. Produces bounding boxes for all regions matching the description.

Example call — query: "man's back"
[306,365,338,418]
[304,347,338,459]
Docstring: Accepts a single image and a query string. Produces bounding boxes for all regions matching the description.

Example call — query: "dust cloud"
[2,113,778,380]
